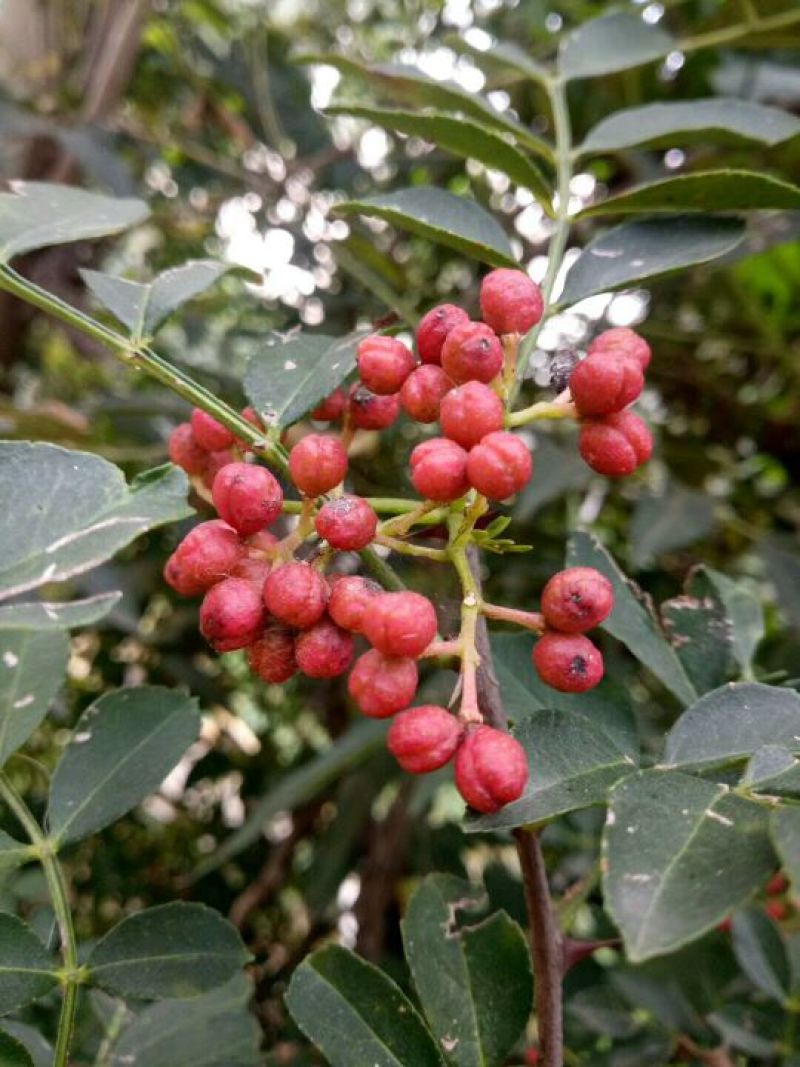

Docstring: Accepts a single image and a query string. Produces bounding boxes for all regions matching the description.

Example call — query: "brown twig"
[675,1035,736,1067]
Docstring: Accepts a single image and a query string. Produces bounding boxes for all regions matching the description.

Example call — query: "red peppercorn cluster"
[533,567,614,692]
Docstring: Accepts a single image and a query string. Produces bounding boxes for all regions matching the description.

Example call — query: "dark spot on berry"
[549,350,580,392]
[569,655,587,677]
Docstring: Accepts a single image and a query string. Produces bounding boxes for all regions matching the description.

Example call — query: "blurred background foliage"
[0,0,799,1062]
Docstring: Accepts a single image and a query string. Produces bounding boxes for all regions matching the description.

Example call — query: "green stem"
[0,774,81,1067]
[679,6,800,52]
[376,534,449,561]
[507,398,577,428]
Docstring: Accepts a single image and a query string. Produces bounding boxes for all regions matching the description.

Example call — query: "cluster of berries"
[164,268,654,815]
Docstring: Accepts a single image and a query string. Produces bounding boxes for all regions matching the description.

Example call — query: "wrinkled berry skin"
[312,388,346,422]
[364,591,438,658]
[439,382,504,449]
[466,432,532,500]
[410,438,470,503]
[248,625,297,683]
[348,649,419,718]
[533,632,604,692]
[199,577,266,652]
[400,365,453,423]
[163,553,201,597]
[569,353,643,417]
[441,321,504,385]
[588,327,651,370]
[295,619,354,678]
[289,434,348,497]
[315,495,378,550]
[171,519,243,594]
[231,556,271,591]
[480,269,544,336]
[388,705,464,773]
[416,304,470,365]
[540,567,614,634]
[348,384,401,430]
[263,562,328,629]
[454,725,529,813]
[168,422,209,475]
[357,335,416,395]
[190,408,236,452]
[579,411,653,477]
[328,576,382,634]
[212,462,283,535]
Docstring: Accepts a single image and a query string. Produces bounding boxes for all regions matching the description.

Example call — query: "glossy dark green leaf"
[0,913,59,1013]
[0,593,121,632]
[0,444,191,603]
[579,99,800,155]
[762,539,800,630]
[401,875,531,1067]
[0,1029,34,1067]
[772,808,800,894]
[0,182,149,263]
[731,908,790,1003]
[88,902,249,999]
[1,1021,52,1067]
[630,483,716,569]
[336,188,516,268]
[743,746,800,798]
[702,568,764,673]
[663,683,800,772]
[603,770,776,961]
[580,171,800,219]
[244,330,362,429]
[661,567,737,695]
[326,106,552,211]
[559,13,673,81]
[566,532,697,705]
[48,686,200,845]
[82,261,230,340]
[285,945,445,1067]
[559,216,746,307]
[111,975,260,1067]
[0,628,68,768]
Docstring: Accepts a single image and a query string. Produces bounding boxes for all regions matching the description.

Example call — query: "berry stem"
[482,602,545,633]
[419,639,462,660]
[448,514,486,725]
[507,398,577,428]
[375,534,449,562]
[379,500,440,538]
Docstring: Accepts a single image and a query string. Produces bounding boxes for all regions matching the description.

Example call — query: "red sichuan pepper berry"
[247,625,297,683]
[170,520,243,593]
[364,591,438,658]
[212,462,283,535]
[410,438,470,503]
[569,352,644,417]
[289,433,348,497]
[263,562,329,629]
[295,618,354,678]
[201,449,236,492]
[588,327,651,370]
[540,567,614,634]
[164,553,201,597]
[348,384,401,431]
[199,577,266,652]
[416,303,470,365]
[168,423,209,475]
[348,650,419,718]
[357,334,416,395]
[454,724,528,813]
[231,555,271,590]
[387,705,464,773]
[533,632,604,692]
[466,431,532,500]
[439,381,504,449]
[312,388,347,422]
[315,495,378,551]
[441,321,504,385]
[480,268,544,336]
[579,411,653,477]
[400,365,453,423]
[328,576,382,633]
[190,408,236,452]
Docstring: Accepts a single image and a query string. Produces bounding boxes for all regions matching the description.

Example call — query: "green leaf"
[450,39,550,89]
[0,831,33,871]
[762,539,800,630]
[244,330,362,430]
[772,807,800,895]
[663,682,800,772]
[702,568,764,674]
[0,629,68,768]
[629,483,716,569]
[0,1023,52,1067]
[566,532,697,706]
[111,975,260,1067]
[708,1003,781,1058]
[325,105,552,212]
[467,706,636,832]
[743,746,800,798]
[0,444,192,603]
[336,188,516,269]
[579,99,800,155]
[0,182,149,263]
[559,13,673,81]
[88,902,249,999]
[513,435,591,521]
[47,686,200,846]
[603,770,776,962]
[401,875,532,1067]
[661,567,737,695]
[0,913,59,1013]
[0,1029,34,1067]
[81,261,230,341]
[559,216,746,307]
[579,171,800,219]
[0,592,121,631]
[731,908,790,1003]
[285,945,445,1067]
